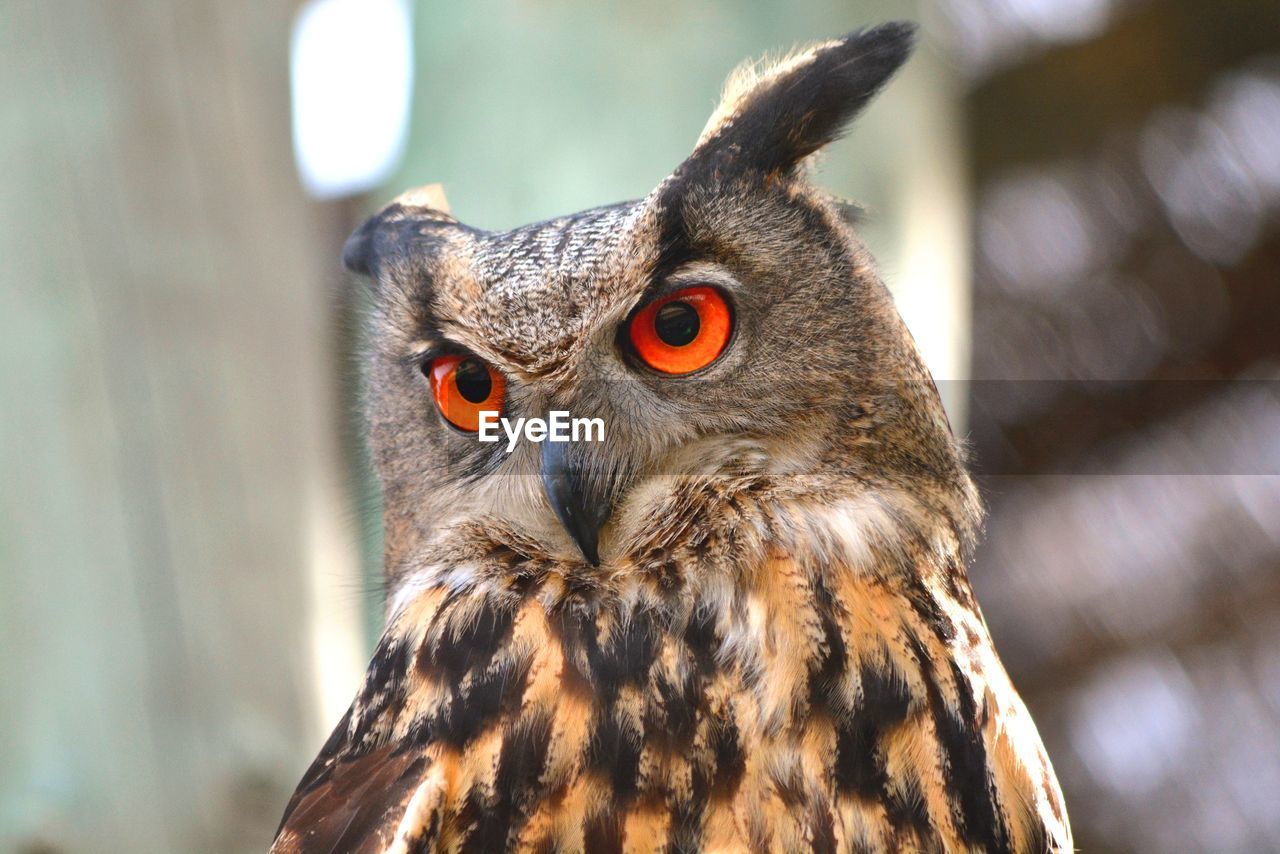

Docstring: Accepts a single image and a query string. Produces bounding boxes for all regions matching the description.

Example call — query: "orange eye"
[426,354,506,432]
[627,286,732,375]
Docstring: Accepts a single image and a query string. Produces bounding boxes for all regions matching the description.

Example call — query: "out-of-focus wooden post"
[0,1,363,850]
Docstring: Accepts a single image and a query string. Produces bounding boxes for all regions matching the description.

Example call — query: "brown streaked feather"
[274,515,1068,852]
[272,746,436,854]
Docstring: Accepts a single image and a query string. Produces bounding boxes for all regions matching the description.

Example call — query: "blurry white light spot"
[1212,71,1280,194]
[1141,107,1266,265]
[932,0,1120,79]
[290,0,413,199]
[1007,0,1112,43]
[978,170,1106,299]
[1069,653,1198,795]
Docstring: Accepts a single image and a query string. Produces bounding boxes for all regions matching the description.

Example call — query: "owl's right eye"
[425,355,506,432]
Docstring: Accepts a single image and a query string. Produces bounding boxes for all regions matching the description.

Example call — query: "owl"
[272,23,1071,853]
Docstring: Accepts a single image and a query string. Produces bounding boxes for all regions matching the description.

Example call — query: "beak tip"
[557,506,603,567]
[540,441,607,569]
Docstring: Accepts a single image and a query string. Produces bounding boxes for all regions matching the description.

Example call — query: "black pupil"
[454,359,492,404]
[654,301,700,347]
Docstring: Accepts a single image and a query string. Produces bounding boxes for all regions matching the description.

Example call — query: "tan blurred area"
[2,0,1278,852]
[0,2,366,850]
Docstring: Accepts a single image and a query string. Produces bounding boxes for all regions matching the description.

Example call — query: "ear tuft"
[687,22,917,179]
[390,183,451,215]
[342,185,458,277]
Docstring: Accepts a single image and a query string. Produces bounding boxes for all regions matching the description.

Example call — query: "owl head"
[344,23,976,590]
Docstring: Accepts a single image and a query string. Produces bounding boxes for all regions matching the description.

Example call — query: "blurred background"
[2,0,1278,851]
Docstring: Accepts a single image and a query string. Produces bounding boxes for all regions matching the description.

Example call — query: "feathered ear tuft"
[343,184,458,278]
[684,22,917,181]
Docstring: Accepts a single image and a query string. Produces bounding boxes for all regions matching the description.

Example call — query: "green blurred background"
[3,0,1279,851]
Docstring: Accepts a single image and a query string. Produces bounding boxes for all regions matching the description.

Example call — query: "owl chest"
[409,597,975,852]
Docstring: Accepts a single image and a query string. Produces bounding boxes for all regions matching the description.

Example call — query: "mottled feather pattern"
[275,483,1068,852]
[275,24,1071,852]
[466,203,644,374]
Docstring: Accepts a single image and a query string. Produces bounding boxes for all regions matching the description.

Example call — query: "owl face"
[346,24,963,579]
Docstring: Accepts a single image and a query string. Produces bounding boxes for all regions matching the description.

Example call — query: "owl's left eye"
[627,285,732,374]
[425,354,506,432]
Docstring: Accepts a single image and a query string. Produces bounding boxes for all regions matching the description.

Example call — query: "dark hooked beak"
[540,440,611,566]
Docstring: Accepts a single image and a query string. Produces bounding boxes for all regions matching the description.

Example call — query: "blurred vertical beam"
[0,0,363,850]
[824,0,972,425]
[882,32,971,425]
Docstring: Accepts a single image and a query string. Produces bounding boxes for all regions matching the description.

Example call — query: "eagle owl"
[273,24,1071,853]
